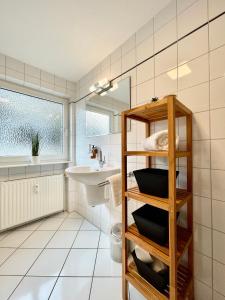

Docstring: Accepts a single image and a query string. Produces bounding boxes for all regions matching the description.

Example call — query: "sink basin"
[65,165,120,185]
[66,165,121,206]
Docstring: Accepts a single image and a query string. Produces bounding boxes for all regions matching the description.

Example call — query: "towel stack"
[143,130,179,151]
[134,245,167,273]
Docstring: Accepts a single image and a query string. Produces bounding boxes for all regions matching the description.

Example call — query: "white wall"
[0,164,68,181]
[69,0,225,298]
[0,53,78,100]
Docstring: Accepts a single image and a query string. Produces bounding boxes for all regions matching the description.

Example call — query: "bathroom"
[0,0,225,299]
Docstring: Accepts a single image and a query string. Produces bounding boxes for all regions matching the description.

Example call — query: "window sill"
[0,160,71,169]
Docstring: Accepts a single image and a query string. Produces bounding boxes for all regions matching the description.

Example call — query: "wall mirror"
[85,77,130,137]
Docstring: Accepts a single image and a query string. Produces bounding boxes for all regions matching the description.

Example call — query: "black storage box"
[132,204,169,245]
[132,251,169,294]
[133,168,179,198]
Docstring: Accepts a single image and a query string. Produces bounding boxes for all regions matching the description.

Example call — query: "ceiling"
[0,0,170,82]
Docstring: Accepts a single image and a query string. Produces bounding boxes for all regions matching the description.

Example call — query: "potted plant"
[31,133,40,164]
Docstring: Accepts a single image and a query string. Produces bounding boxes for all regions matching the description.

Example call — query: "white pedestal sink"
[66,166,120,206]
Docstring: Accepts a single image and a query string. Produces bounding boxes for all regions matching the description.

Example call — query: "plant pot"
[31,156,40,164]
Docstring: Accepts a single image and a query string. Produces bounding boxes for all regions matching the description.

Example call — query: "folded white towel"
[151,257,167,272]
[104,184,110,202]
[143,130,179,151]
[135,245,153,263]
[107,173,122,207]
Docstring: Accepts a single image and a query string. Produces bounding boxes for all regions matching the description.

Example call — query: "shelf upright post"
[167,95,178,300]
[186,112,194,299]
[146,121,151,168]
[122,111,128,300]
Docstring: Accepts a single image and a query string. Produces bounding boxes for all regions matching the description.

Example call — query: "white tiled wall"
[0,53,78,100]
[0,164,68,182]
[69,1,225,298]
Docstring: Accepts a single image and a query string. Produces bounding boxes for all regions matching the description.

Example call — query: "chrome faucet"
[89,144,106,168]
[98,148,106,168]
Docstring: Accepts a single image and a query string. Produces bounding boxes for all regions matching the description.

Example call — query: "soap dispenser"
[89,144,98,159]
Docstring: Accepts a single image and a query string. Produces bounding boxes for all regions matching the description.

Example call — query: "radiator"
[0,174,64,230]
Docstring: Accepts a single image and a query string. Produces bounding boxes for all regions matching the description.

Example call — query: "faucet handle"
[88,144,95,153]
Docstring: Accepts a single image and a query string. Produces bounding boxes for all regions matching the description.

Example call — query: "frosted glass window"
[86,110,110,136]
[0,88,63,156]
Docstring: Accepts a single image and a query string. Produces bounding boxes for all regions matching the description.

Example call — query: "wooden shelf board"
[123,96,192,123]
[126,224,192,266]
[126,225,169,266]
[175,99,193,116]
[126,263,168,300]
[125,187,192,211]
[125,150,191,158]
[125,150,168,157]
[127,262,192,300]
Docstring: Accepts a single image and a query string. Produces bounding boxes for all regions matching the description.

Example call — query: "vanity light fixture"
[109,82,118,92]
[167,62,191,80]
[89,78,112,95]
[100,91,108,96]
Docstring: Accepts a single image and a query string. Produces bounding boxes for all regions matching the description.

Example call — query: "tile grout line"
[6,214,68,300]
[3,220,48,299]
[88,228,102,300]
[0,221,101,269]
[0,274,121,278]
[1,212,118,299]
[47,216,84,299]
[72,11,225,105]
[176,0,181,190]
[194,276,213,291]
[207,0,215,296]
[0,231,10,243]
[0,220,45,269]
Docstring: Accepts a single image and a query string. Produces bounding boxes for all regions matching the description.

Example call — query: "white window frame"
[0,80,69,163]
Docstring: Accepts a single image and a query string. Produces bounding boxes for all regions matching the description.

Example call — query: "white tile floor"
[0,212,123,300]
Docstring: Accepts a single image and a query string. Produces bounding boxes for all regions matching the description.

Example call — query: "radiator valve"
[33,184,39,194]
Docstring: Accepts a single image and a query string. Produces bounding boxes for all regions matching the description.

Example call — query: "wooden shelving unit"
[121,95,193,300]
